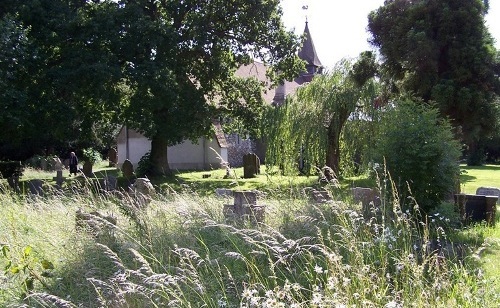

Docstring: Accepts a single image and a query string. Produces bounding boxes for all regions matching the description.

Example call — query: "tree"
[373,98,461,214]
[94,0,301,175]
[368,0,500,165]
[0,1,124,159]
[0,0,302,170]
[264,54,378,176]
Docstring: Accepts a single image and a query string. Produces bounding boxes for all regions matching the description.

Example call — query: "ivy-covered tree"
[368,0,500,165]
[265,54,378,176]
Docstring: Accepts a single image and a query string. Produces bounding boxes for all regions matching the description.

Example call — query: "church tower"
[297,21,323,82]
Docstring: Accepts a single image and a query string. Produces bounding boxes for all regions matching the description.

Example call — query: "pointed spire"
[298,21,323,75]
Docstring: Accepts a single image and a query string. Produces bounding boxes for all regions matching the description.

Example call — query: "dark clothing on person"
[69,153,78,175]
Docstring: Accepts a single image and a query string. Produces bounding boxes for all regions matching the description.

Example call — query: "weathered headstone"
[224,190,265,224]
[82,161,93,176]
[132,178,155,206]
[103,175,117,191]
[7,176,20,193]
[121,159,134,178]
[305,187,333,203]
[476,187,500,204]
[53,170,65,188]
[215,188,233,198]
[455,194,497,226]
[243,153,260,179]
[27,179,44,196]
[352,187,381,219]
[108,148,118,167]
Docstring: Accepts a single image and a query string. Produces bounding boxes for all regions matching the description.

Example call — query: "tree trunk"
[150,133,172,176]
[325,126,340,178]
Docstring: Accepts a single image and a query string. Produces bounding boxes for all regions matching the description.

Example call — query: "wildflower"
[385,300,401,308]
[242,288,257,300]
[327,276,338,290]
[314,265,324,274]
[353,292,360,299]
[342,277,351,287]
[311,292,322,305]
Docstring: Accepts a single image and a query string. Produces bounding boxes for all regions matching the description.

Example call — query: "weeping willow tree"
[264,54,379,176]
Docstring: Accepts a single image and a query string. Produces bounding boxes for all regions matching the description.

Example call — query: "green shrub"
[136,151,154,178]
[82,148,102,165]
[373,98,461,214]
[0,161,24,178]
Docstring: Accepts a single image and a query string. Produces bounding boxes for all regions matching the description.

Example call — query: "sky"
[280,0,500,70]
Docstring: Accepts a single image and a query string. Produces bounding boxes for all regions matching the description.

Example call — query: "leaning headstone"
[122,159,134,178]
[132,178,155,206]
[82,161,93,177]
[243,153,260,179]
[352,187,381,219]
[27,179,44,196]
[108,148,118,167]
[476,187,500,204]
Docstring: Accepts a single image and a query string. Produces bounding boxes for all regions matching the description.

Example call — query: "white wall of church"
[116,126,227,170]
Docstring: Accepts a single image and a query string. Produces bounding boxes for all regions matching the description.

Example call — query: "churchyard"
[0,160,499,307]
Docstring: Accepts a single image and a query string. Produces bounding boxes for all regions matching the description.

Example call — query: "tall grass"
[0,178,497,307]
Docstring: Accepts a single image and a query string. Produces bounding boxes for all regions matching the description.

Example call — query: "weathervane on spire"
[302,3,309,23]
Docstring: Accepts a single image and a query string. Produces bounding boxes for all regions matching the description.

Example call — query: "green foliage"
[136,151,154,178]
[373,98,462,214]
[1,244,54,299]
[0,161,24,178]
[368,0,500,162]
[82,148,102,165]
[264,58,378,176]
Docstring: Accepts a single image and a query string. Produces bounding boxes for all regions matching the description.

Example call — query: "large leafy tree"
[0,1,124,159]
[368,0,500,164]
[1,0,302,170]
[265,54,378,176]
[111,0,302,175]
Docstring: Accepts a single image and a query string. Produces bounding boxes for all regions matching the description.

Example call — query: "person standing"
[69,151,79,176]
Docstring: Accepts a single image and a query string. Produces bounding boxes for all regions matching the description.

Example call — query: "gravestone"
[476,187,500,204]
[108,148,118,167]
[132,178,155,206]
[27,179,44,196]
[122,159,134,178]
[305,187,333,203]
[103,175,117,191]
[243,153,260,179]
[82,161,93,176]
[223,190,265,224]
[7,176,20,193]
[352,187,381,219]
[215,188,233,198]
[454,194,497,226]
[53,170,65,188]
